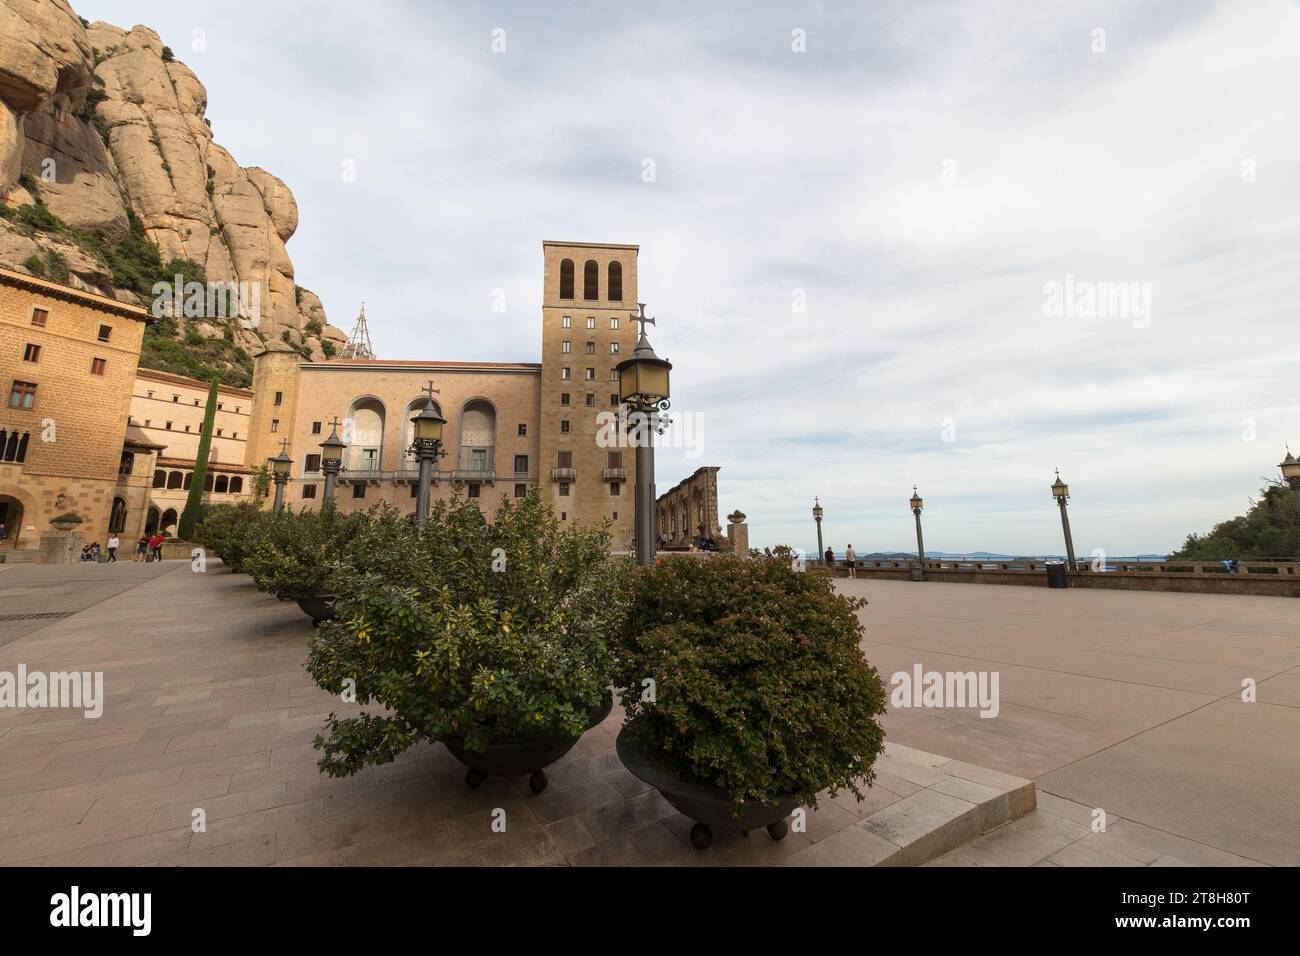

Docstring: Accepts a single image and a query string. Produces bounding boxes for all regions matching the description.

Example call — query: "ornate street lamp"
[319,416,346,502]
[270,441,292,513]
[1051,469,1077,570]
[616,303,672,566]
[910,486,926,563]
[1280,447,1300,521]
[813,497,824,564]
[409,381,447,529]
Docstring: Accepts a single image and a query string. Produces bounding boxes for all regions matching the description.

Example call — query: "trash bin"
[1045,560,1068,589]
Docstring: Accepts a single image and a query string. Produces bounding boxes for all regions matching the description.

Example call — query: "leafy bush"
[306,492,630,777]
[1171,481,1299,560]
[51,512,84,525]
[614,553,888,810]
[17,203,63,232]
[195,501,269,573]
[23,254,45,276]
[244,503,372,599]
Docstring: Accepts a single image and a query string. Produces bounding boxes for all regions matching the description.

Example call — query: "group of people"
[79,533,166,563]
[826,544,858,578]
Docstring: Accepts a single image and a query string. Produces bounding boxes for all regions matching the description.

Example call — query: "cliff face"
[0,0,345,382]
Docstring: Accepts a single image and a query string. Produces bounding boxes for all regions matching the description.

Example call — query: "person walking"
[135,535,149,562]
[106,534,119,562]
[844,543,857,579]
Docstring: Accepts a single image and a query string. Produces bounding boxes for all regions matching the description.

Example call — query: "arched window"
[152,470,166,489]
[583,260,598,300]
[214,474,229,494]
[203,472,213,492]
[608,261,622,301]
[3,431,18,461]
[559,259,574,299]
[109,497,127,534]
[457,399,496,475]
[166,471,183,490]
[183,472,192,490]
[161,509,178,534]
[229,476,243,494]
[346,396,386,473]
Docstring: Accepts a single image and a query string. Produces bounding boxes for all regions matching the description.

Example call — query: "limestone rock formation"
[0,0,346,375]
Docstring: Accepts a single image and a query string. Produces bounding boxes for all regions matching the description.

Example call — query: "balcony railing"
[550,467,576,481]
[601,467,627,481]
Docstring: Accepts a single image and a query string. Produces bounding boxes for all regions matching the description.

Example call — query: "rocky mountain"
[0,0,346,385]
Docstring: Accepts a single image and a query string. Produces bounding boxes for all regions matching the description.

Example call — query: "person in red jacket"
[148,532,165,562]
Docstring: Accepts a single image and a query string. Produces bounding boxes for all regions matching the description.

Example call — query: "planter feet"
[690,822,713,850]
[767,818,789,841]
[529,770,548,794]
[465,768,487,788]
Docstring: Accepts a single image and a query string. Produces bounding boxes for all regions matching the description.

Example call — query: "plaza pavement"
[0,561,1028,867]
[0,561,1293,866]
[842,578,1300,866]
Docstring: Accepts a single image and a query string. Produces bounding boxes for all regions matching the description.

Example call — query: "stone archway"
[0,494,26,549]
[145,506,161,537]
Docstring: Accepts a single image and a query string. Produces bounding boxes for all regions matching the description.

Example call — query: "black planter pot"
[294,594,336,625]
[616,726,799,850]
[443,692,613,795]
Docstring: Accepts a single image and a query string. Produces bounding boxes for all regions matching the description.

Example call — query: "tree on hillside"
[1170,481,1300,560]
[178,378,219,541]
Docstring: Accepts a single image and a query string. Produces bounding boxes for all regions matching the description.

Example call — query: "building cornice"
[0,267,152,321]
[136,367,255,398]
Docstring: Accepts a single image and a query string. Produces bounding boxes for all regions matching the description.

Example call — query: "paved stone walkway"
[0,562,1026,867]
[843,578,1299,866]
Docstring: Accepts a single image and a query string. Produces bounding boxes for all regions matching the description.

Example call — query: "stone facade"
[656,466,723,549]
[539,242,640,550]
[0,266,150,552]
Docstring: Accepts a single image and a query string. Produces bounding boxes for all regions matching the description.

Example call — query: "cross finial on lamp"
[630,302,655,337]
[421,380,440,401]
[327,415,342,432]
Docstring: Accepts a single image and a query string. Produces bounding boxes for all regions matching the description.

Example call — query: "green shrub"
[306,492,630,777]
[615,553,888,810]
[162,46,175,62]
[23,254,45,276]
[195,501,269,573]
[17,204,63,232]
[244,503,372,599]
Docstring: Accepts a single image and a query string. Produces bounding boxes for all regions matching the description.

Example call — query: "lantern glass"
[413,411,444,443]
[910,495,923,511]
[1280,456,1300,480]
[320,434,344,463]
[1052,481,1068,498]
[813,503,823,519]
[271,454,292,476]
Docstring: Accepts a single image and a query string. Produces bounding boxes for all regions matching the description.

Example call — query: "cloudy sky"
[79,0,1300,556]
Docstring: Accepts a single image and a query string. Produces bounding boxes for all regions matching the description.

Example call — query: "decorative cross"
[630,302,655,336]
[422,380,440,401]
[278,438,291,455]
[327,415,343,432]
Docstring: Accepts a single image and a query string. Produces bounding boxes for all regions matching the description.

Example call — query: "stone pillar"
[725,510,748,555]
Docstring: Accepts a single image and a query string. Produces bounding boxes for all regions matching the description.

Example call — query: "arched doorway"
[145,506,160,536]
[0,495,24,549]
[458,398,496,476]
[346,396,386,473]
[160,509,178,535]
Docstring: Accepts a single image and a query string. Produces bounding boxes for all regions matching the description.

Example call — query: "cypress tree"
[178,377,219,540]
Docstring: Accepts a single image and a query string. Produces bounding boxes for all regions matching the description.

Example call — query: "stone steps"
[0,549,38,564]
[785,743,1037,866]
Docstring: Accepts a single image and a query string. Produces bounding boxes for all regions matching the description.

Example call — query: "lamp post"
[270,441,292,513]
[813,498,824,564]
[1051,469,1077,570]
[319,416,346,502]
[616,303,672,566]
[409,381,447,529]
[1280,447,1300,521]
[910,486,926,563]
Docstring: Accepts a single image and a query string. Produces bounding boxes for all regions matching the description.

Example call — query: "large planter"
[294,594,336,625]
[443,692,613,794]
[616,726,799,850]
[50,520,82,532]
